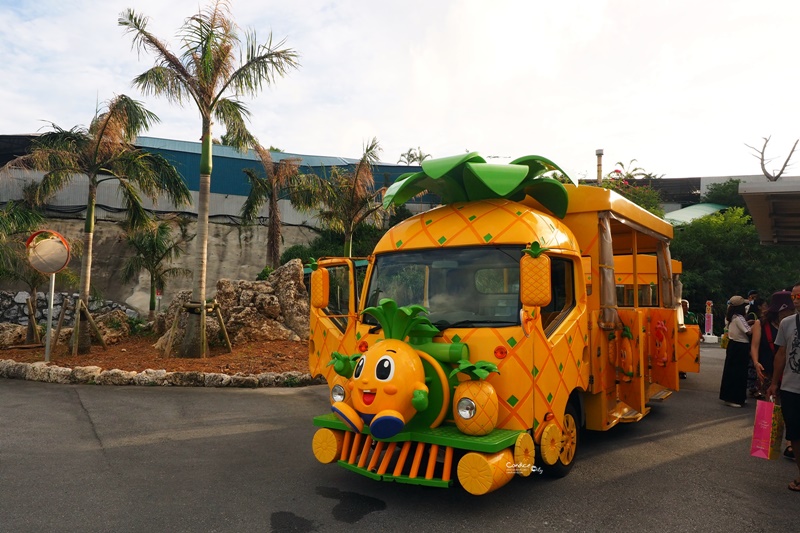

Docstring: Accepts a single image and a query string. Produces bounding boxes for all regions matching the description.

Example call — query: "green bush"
[256,266,274,280]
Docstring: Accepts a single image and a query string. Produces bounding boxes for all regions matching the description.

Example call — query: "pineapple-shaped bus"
[308,152,700,495]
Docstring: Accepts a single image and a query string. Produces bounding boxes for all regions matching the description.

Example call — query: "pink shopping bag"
[750,399,784,460]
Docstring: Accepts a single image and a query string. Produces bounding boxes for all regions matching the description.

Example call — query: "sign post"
[26,231,71,362]
[703,299,717,343]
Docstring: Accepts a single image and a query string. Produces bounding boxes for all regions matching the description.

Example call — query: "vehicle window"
[541,257,576,335]
[325,264,351,332]
[365,246,521,329]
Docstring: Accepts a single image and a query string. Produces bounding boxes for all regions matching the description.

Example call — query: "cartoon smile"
[361,390,376,405]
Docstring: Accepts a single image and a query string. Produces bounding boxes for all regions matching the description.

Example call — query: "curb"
[0,358,325,388]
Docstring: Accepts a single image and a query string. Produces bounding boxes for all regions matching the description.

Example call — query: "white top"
[727,314,751,343]
[774,312,800,394]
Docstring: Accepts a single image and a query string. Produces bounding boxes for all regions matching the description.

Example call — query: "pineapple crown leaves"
[448,358,500,381]
[622,325,633,340]
[382,152,571,219]
[306,257,320,271]
[362,298,439,341]
[327,351,361,378]
[522,241,551,259]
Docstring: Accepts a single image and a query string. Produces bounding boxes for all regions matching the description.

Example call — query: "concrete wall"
[1,218,318,316]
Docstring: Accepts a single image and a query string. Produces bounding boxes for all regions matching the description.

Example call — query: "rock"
[133,369,169,386]
[70,366,102,384]
[0,359,10,378]
[230,374,259,388]
[277,371,307,387]
[96,369,137,386]
[257,372,279,387]
[95,309,131,345]
[0,323,26,348]
[167,371,205,387]
[13,292,30,304]
[27,362,50,382]
[204,373,232,387]
[45,366,73,384]
[226,307,296,344]
[269,259,309,340]
[150,261,310,351]
[4,362,30,380]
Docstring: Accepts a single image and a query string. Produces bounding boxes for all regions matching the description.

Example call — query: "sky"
[2,0,800,181]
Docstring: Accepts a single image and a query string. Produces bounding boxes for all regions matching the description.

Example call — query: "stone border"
[0,359,325,388]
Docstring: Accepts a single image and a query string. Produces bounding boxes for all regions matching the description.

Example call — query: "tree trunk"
[180,124,212,358]
[25,285,38,344]
[267,187,280,269]
[76,185,96,354]
[148,272,156,322]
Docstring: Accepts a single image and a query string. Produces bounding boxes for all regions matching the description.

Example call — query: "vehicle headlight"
[331,384,346,403]
[457,398,476,420]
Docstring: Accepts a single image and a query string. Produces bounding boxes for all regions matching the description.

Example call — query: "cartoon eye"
[353,357,365,379]
[375,356,395,381]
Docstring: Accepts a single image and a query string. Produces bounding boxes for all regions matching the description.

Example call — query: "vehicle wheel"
[541,401,580,477]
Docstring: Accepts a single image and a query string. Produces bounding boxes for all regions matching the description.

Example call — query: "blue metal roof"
[135,136,423,198]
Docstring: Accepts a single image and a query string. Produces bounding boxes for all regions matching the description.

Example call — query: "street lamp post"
[596,148,604,185]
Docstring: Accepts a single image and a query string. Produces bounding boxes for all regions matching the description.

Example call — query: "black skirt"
[720,339,750,405]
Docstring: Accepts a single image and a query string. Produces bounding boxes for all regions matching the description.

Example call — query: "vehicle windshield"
[364,246,521,329]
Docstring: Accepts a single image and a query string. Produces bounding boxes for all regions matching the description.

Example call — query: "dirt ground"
[1,335,310,376]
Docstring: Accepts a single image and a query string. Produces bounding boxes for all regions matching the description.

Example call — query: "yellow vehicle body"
[309,186,699,494]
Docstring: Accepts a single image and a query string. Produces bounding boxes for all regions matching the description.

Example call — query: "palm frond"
[240,167,271,224]
[213,98,254,150]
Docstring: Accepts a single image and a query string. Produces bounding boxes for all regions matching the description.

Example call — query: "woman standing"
[720,296,751,407]
[750,291,794,399]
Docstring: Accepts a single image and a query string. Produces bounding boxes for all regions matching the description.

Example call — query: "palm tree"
[121,218,193,321]
[397,147,431,165]
[2,95,191,353]
[292,138,386,257]
[119,1,299,358]
[240,144,304,269]
[398,148,416,165]
[0,201,42,270]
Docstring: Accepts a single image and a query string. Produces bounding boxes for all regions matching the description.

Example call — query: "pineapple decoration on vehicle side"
[521,241,552,303]
[307,258,329,309]
[450,359,500,436]
[328,299,434,440]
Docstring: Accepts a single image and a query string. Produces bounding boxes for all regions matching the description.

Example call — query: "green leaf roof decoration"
[306,257,319,271]
[522,241,551,259]
[383,152,572,219]
[362,298,439,341]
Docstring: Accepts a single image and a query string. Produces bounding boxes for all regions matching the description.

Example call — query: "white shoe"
[724,402,743,408]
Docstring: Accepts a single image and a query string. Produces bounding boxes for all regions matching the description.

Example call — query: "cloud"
[2,0,800,180]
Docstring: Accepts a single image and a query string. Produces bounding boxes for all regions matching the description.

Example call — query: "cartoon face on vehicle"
[348,339,426,417]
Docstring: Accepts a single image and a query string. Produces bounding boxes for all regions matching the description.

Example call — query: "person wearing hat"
[767,282,800,491]
[750,291,794,400]
[719,295,751,407]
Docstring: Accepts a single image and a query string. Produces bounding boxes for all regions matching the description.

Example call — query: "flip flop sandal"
[788,479,800,492]
[784,446,795,460]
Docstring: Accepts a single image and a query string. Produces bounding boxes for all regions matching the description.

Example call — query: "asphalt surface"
[1,343,797,533]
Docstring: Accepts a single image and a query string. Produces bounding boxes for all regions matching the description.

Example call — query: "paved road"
[1,344,797,533]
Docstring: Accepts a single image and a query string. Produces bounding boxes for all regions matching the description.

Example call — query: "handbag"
[750,399,784,460]
[720,330,729,349]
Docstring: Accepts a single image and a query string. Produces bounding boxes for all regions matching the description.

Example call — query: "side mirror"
[520,253,552,307]
[311,266,330,309]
